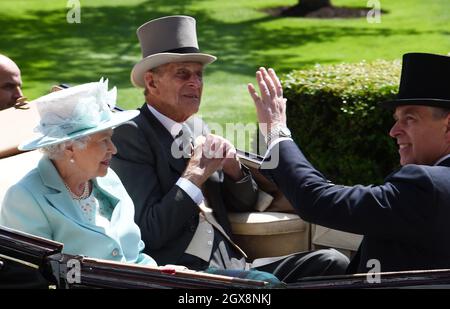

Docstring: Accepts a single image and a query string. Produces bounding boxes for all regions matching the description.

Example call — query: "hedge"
[282,60,402,185]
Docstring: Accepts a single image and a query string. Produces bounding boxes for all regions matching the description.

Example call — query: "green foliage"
[0,0,448,152]
[283,60,402,185]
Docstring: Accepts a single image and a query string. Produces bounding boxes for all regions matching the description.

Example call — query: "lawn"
[0,0,449,149]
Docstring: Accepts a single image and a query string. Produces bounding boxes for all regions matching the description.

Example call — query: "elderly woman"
[0,79,156,266]
[0,79,284,287]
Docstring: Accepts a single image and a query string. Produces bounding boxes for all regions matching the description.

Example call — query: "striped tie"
[176,124,194,159]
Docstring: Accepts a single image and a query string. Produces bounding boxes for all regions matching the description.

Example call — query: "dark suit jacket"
[262,140,450,273]
[111,104,257,266]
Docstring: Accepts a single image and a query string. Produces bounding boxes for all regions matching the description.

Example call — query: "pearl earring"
[70,159,75,163]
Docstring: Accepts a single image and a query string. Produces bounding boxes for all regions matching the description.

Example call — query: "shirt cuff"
[263,137,293,159]
[176,177,204,205]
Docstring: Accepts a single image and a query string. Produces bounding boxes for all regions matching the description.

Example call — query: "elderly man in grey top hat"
[111,15,349,283]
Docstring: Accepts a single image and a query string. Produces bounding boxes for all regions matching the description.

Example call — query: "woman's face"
[71,129,117,179]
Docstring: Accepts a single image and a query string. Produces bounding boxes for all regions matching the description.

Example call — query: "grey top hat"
[131,15,217,88]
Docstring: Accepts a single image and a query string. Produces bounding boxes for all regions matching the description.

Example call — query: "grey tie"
[176,124,194,159]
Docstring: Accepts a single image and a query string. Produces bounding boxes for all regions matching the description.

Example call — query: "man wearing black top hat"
[248,52,450,274]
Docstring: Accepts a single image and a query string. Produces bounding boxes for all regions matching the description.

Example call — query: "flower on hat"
[34,78,117,139]
[18,78,140,151]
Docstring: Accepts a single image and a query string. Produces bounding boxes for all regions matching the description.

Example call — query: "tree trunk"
[297,0,332,11]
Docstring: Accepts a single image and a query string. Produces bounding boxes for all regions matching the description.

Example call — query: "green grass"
[1,0,449,149]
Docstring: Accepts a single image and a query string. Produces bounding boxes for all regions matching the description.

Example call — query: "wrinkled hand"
[212,135,243,181]
[247,67,287,138]
[182,134,242,187]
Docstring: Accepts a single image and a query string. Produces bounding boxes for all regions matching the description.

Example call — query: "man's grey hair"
[431,106,450,119]
[143,65,167,96]
[41,136,91,160]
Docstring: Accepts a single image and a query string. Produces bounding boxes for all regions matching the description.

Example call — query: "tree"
[282,0,333,16]
[278,0,372,18]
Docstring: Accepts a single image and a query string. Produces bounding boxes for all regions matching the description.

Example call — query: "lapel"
[39,157,86,224]
[94,174,128,232]
[139,104,186,175]
[94,176,120,208]
[38,157,110,235]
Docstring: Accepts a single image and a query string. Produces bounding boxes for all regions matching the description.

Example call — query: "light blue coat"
[0,156,156,266]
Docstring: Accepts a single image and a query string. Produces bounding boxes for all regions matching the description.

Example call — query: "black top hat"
[381,53,450,109]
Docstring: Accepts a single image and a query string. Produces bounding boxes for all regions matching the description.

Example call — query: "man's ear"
[144,71,157,89]
[445,113,450,142]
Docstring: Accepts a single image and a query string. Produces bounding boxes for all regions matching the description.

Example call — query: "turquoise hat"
[19,78,139,151]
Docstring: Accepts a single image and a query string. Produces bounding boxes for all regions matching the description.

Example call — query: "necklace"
[64,181,90,200]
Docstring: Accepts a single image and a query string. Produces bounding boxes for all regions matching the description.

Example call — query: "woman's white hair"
[41,135,91,160]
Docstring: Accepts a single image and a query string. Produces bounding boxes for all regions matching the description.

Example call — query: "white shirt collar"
[434,154,450,166]
[147,104,182,139]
